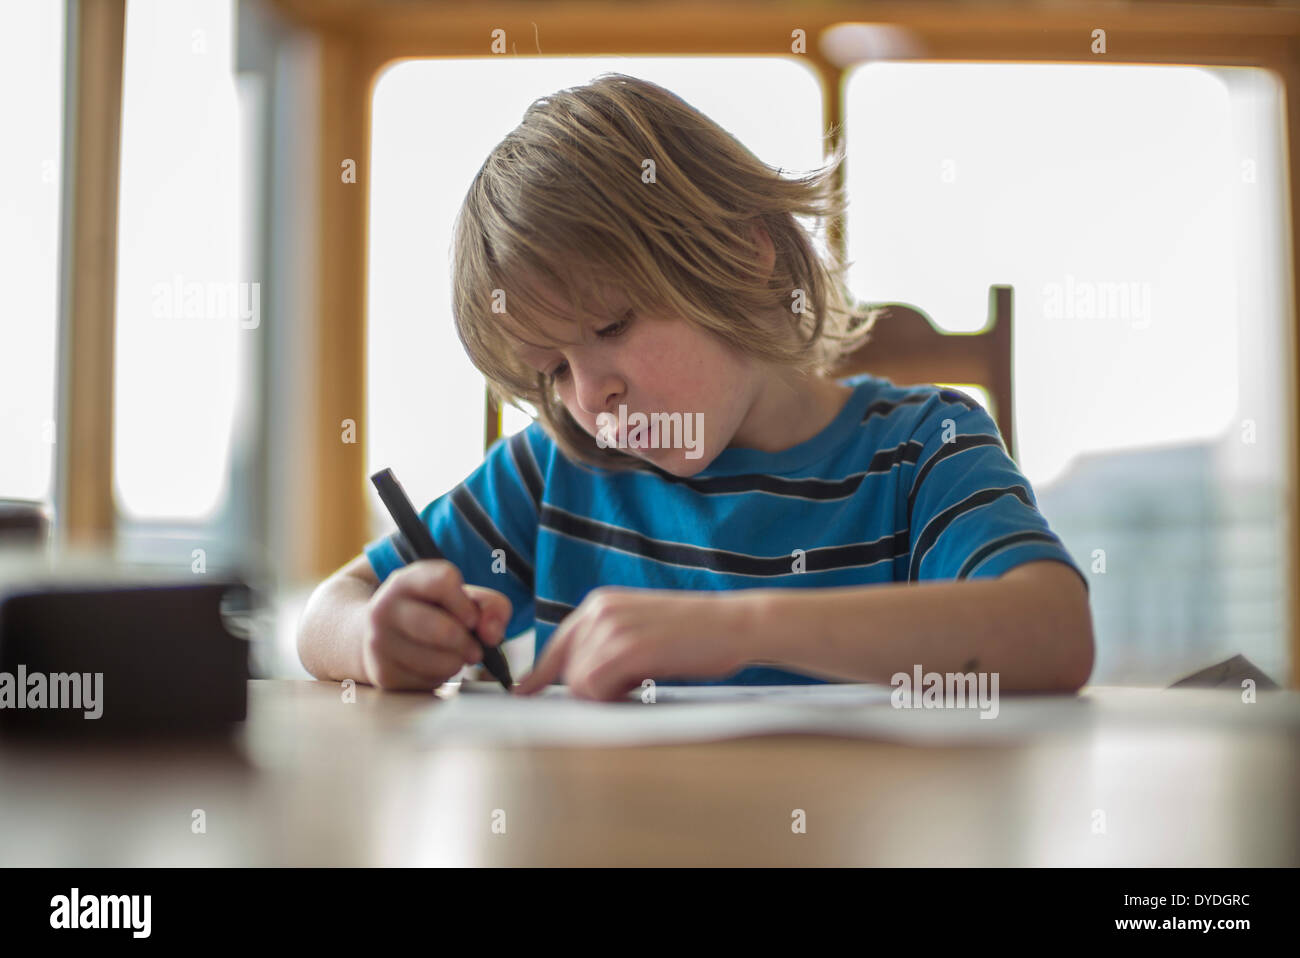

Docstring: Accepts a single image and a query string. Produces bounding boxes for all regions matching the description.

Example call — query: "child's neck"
[730,371,854,454]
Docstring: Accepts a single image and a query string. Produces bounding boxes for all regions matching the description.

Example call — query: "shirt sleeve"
[363,422,548,638]
[902,388,1089,595]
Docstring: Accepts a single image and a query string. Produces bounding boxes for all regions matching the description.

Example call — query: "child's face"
[504,282,762,476]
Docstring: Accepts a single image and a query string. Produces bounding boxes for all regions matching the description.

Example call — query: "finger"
[462,585,512,647]
[392,560,480,632]
[582,650,646,703]
[564,629,644,702]
[372,631,466,688]
[365,656,434,691]
[379,631,467,686]
[389,597,482,664]
[512,619,575,695]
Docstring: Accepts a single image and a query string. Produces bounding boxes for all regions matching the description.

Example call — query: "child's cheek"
[561,392,600,437]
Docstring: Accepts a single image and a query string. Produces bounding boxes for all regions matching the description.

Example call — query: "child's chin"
[634,446,713,477]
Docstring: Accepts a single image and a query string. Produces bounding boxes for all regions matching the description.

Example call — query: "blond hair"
[451,72,880,471]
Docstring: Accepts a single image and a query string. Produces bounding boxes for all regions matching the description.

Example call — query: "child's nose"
[573,366,623,416]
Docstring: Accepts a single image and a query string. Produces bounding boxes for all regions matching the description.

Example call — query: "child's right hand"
[360,559,511,690]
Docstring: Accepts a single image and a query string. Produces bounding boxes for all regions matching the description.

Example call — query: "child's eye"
[546,311,633,382]
[596,309,634,338]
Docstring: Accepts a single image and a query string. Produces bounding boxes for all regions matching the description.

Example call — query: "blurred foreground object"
[0,500,50,551]
[0,560,250,737]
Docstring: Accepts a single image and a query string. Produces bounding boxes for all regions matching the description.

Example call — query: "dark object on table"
[0,578,250,737]
[0,500,49,550]
[1168,653,1280,690]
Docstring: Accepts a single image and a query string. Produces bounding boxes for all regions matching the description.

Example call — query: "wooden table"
[1,680,1297,866]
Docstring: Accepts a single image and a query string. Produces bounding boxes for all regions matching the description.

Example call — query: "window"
[114,0,246,524]
[0,1,64,503]
[845,63,1292,683]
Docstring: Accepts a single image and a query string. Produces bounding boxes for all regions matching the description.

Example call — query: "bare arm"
[739,560,1095,691]
[296,555,379,682]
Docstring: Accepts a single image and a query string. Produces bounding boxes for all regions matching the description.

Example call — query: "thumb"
[462,585,511,645]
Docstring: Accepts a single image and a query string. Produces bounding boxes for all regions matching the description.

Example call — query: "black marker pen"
[370,467,514,691]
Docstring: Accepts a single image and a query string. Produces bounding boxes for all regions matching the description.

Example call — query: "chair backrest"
[832,285,1016,462]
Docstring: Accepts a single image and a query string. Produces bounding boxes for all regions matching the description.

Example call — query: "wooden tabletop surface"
[1,679,1297,866]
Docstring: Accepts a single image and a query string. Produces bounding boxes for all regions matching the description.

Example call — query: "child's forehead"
[500,315,572,352]
[500,276,626,349]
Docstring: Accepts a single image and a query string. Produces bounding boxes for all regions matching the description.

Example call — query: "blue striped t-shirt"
[364,373,1087,685]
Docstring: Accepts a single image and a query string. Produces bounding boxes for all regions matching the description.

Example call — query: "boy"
[297,73,1094,701]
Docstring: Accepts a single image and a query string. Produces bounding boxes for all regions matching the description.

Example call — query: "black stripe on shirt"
[861,391,933,422]
[908,484,1034,582]
[886,386,980,419]
[935,388,982,411]
[535,597,576,625]
[906,433,1005,529]
[959,533,1091,594]
[507,429,544,509]
[450,485,535,593]
[609,441,925,501]
[541,505,906,577]
[390,516,535,594]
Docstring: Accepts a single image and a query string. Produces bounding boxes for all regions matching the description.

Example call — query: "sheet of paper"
[414,680,1099,748]
[456,680,897,705]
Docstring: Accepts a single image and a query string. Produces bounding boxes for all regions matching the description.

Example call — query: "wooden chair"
[833,285,1016,462]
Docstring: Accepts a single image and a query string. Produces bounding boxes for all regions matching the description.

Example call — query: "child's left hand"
[512,587,751,701]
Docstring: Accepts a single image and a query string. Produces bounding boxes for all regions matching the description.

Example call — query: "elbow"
[1054,615,1096,692]
[294,618,321,680]
[294,581,331,680]
[1047,574,1096,692]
